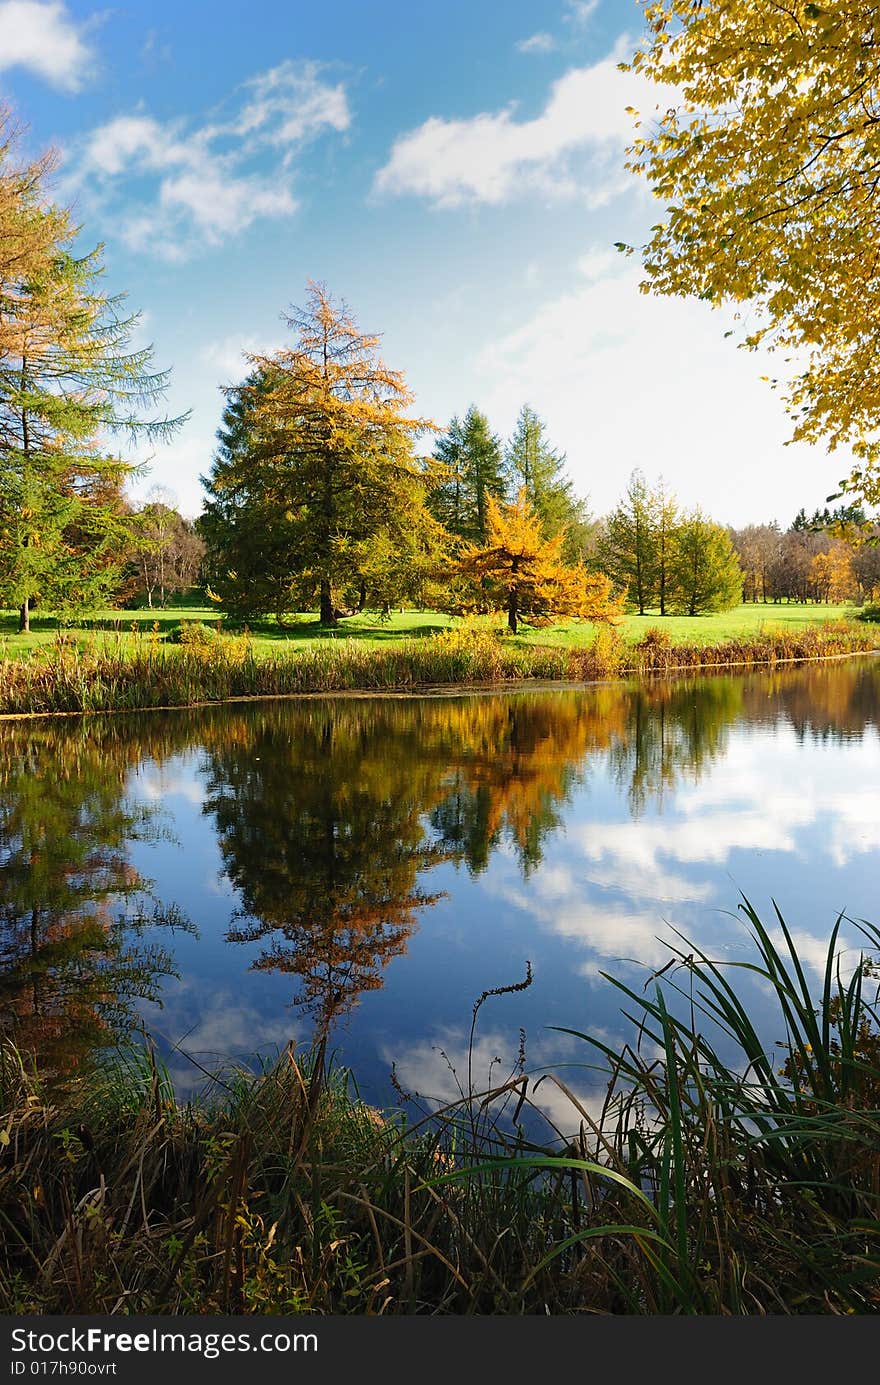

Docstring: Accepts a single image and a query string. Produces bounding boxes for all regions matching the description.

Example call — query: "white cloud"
[374,40,667,207]
[472,255,855,524]
[159,169,296,240]
[148,989,303,1097]
[379,1026,608,1137]
[125,429,216,518]
[576,247,620,281]
[0,0,94,91]
[825,787,880,866]
[200,331,285,383]
[485,864,678,973]
[566,0,600,26]
[230,59,350,149]
[132,761,205,807]
[81,114,190,176]
[516,33,557,55]
[67,61,351,257]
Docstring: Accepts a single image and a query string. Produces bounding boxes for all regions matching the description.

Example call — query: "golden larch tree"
[203,281,442,625]
[452,490,622,633]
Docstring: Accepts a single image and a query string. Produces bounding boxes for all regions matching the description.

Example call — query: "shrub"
[171,621,222,646]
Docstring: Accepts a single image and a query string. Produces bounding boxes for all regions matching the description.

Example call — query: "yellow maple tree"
[624,2,880,503]
[451,489,622,633]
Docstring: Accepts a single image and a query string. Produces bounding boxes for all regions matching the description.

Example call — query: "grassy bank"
[0,620,876,716]
[2,903,878,1315]
[0,600,866,659]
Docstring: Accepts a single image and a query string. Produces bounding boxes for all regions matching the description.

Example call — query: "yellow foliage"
[625,2,880,504]
[452,490,622,632]
[809,544,856,603]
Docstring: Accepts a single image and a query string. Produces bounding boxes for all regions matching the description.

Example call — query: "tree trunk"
[507,586,518,634]
[357,581,367,613]
[19,598,29,633]
[319,580,336,626]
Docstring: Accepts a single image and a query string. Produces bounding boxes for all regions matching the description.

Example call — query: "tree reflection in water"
[1,658,876,1074]
[0,719,194,1082]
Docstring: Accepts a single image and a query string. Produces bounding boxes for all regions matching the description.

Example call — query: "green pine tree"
[459,405,506,544]
[670,511,743,615]
[597,469,659,614]
[505,404,588,550]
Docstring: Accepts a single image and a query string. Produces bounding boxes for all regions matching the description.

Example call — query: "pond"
[2,657,879,1127]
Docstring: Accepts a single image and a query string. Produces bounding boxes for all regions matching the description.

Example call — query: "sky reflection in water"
[1,659,878,1125]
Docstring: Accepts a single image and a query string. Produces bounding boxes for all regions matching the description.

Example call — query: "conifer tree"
[653,476,679,617]
[202,283,441,625]
[459,405,506,544]
[597,469,659,614]
[0,115,181,630]
[505,403,585,543]
[428,406,506,545]
[427,414,468,536]
[670,511,742,616]
[452,490,621,633]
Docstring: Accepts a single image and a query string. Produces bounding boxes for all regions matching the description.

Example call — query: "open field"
[0,599,865,660]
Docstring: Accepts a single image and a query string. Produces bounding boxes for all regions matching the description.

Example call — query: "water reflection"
[0,721,192,1079]
[202,704,447,1030]
[0,657,877,1087]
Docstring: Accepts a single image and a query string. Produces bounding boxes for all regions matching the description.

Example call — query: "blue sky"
[0,0,851,523]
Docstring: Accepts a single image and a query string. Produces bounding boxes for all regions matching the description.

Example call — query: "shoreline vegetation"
[2,903,878,1315]
[0,619,876,718]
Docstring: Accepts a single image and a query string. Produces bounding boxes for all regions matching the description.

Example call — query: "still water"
[2,659,878,1121]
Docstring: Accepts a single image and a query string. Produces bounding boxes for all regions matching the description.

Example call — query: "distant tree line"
[730,507,880,606]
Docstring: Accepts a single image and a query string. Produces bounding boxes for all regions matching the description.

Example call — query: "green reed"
[1,901,878,1314]
[0,621,875,716]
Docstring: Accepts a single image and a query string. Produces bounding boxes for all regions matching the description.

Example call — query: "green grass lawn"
[0,598,863,660]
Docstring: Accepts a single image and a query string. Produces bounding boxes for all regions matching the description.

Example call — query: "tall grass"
[0,621,876,716]
[1,902,878,1314]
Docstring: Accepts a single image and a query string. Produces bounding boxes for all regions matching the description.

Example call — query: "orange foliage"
[452,490,622,632]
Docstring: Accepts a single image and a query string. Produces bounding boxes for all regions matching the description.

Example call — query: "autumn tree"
[452,490,621,633]
[625,2,880,504]
[767,528,818,603]
[731,523,781,603]
[201,284,442,625]
[200,702,448,1030]
[128,490,204,608]
[0,119,181,631]
[0,107,64,363]
[0,718,183,1078]
[852,525,880,599]
[809,542,856,604]
[669,510,743,615]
